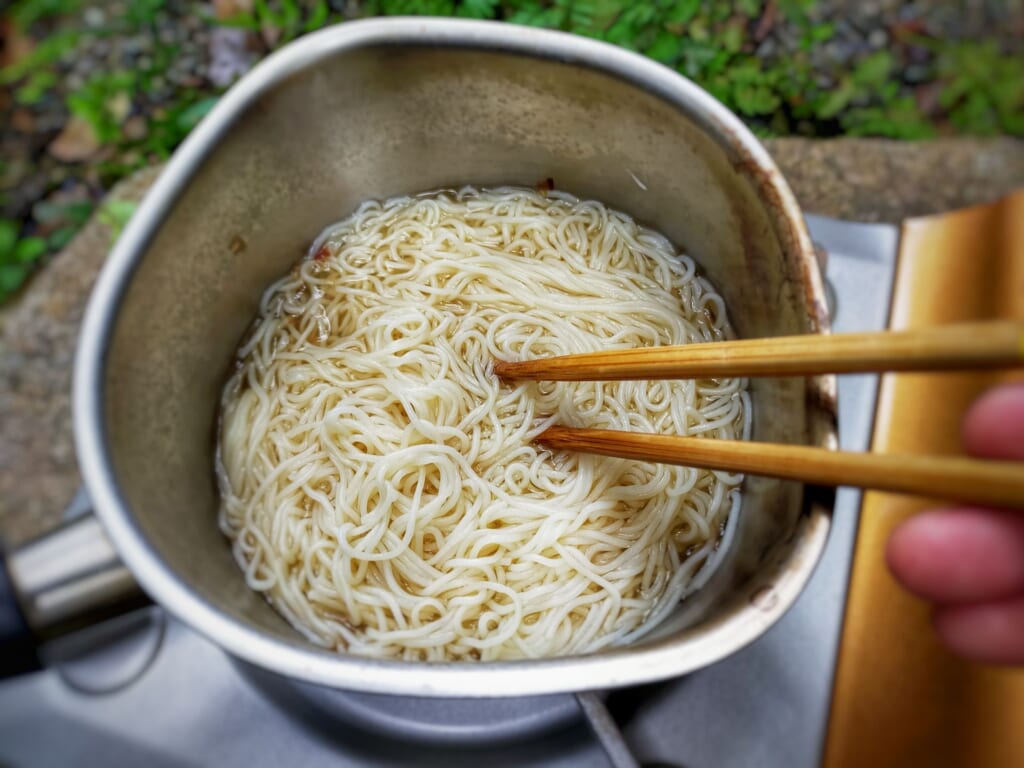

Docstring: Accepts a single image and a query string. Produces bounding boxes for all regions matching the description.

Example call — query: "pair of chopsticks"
[493,320,1024,510]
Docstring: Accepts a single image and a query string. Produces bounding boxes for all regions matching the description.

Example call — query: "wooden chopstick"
[535,427,1024,510]
[493,320,1024,381]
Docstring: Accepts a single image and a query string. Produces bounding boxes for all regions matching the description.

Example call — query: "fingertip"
[962,383,1024,461]
[885,515,924,585]
[934,596,1024,665]
[885,512,958,600]
[886,509,1024,603]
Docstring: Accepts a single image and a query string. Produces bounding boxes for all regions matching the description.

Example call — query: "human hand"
[886,383,1024,664]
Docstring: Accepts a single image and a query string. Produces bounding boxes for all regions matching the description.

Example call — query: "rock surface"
[0,140,1021,544]
[767,137,1024,222]
[0,166,162,545]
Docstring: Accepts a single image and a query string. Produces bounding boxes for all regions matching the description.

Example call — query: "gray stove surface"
[0,215,899,768]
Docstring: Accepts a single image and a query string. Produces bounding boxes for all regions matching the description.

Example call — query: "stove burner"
[274,681,584,745]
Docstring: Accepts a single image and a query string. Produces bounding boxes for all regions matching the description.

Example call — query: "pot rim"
[73,17,834,696]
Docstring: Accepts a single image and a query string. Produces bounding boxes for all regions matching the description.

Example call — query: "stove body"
[0,217,898,768]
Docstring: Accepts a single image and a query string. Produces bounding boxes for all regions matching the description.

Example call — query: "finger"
[934,595,1024,665]
[962,383,1024,461]
[886,508,1024,603]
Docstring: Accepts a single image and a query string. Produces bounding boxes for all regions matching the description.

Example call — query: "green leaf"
[666,0,700,25]
[704,49,733,77]
[804,22,834,46]
[704,73,731,103]
[456,0,500,17]
[674,40,712,77]
[507,1,562,27]
[33,199,94,226]
[735,0,762,17]
[1001,111,1024,136]
[380,0,456,15]
[677,38,721,78]
[619,2,657,28]
[645,30,683,65]
[814,78,854,119]
[253,0,279,27]
[604,15,643,48]
[11,0,82,29]
[949,89,1000,135]
[709,2,732,22]
[724,56,766,85]
[688,17,709,42]
[0,220,18,259]
[211,12,261,31]
[938,74,971,108]
[0,263,33,296]
[852,51,893,88]
[304,0,332,31]
[0,30,80,85]
[841,97,936,139]
[15,69,59,105]
[721,22,744,54]
[283,0,303,32]
[125,0,166,28]
[777,0,814,24]
[66,70,137,143]
[14,237,47,264]
[733,84,781,115]
[990,73,1024,114]
[565,0,598,33]
[98,200,138,235]
[175,96,219,132]
[48,226,82,251]
[0,232,46,301]
[588,0,628,28]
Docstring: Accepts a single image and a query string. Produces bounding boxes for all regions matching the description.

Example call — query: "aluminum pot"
[2,18,836,696]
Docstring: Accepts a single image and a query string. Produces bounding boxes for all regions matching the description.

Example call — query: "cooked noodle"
[217,186,750,661]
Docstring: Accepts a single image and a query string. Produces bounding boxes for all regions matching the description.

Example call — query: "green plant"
[66,71,137,143]
[0,29,79,85]
[201,0,1022,140]
[0,220,48,300]
[97,200,137,241]
[217,0,335,45]
[33,199,94,249]
[124,0,166,28]
[457,0,500,17]
[934,40,1024,136]
[378,0,455,14]
[9,0,82,29]
[138,94,219,160]
[0,198,98,300]
[14,68,59,105]
[781,49,932,138]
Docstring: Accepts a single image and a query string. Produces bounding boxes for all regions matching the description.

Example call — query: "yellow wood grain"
[824,191,1024,768]
[534,428,1024,509]
[493,322,1024,381]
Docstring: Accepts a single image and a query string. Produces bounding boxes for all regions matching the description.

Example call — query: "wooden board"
[824,191,1024,768]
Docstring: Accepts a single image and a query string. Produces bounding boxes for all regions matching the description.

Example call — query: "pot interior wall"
[104,45,825,659]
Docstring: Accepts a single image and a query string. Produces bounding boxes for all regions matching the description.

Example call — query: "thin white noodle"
[217,186,750,661]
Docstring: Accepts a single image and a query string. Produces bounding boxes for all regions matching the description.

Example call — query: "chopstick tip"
[535,425,572,449]
[492,358,513,379]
